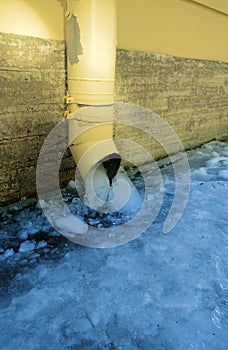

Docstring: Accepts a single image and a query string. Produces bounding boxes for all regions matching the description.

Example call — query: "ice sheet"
[0,141,227,349]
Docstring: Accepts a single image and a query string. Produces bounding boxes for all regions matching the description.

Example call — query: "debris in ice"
[72,197,81,205]
[87,217,101,226]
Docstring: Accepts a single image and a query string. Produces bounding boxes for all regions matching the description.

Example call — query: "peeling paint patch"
[67,15,83,65]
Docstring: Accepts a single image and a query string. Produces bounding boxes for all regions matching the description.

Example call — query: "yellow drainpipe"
[65,0,120,185]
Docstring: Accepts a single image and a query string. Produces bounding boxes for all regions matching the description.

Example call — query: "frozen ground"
[0,141,227,350]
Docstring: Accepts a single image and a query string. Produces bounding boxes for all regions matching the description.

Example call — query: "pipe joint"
[68,105,121,184]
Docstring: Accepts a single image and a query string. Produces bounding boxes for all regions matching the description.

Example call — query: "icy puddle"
[0,141,227,349]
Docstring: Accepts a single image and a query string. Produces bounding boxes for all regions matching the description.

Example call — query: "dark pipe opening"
[102,156,121,185]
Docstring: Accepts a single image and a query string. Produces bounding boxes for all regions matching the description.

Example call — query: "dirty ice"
[0,141,227,349]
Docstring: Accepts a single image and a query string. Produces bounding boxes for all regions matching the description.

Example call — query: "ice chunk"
[35,241,47,250]
[66,180,76,190]
[108,168,143,214]
[36,199,48,210]
[84,165,111,210]
[87,217,101,226]
[191,167,209,181]
[2,248,14,259]
[18,230,29,241]
[19,241,35,253]
[83,165,142,215]
[54,215,88,235]
[206,156,227,168]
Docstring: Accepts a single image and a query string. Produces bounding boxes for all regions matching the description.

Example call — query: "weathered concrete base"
[115,49,228,162]
[1,36,227,206]
[0,33,75,206]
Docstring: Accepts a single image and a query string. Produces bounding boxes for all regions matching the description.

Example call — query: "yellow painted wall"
[0,0,227,61]
[0,0,64,40]
[117,0,228,62]
[192,0,228,15]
